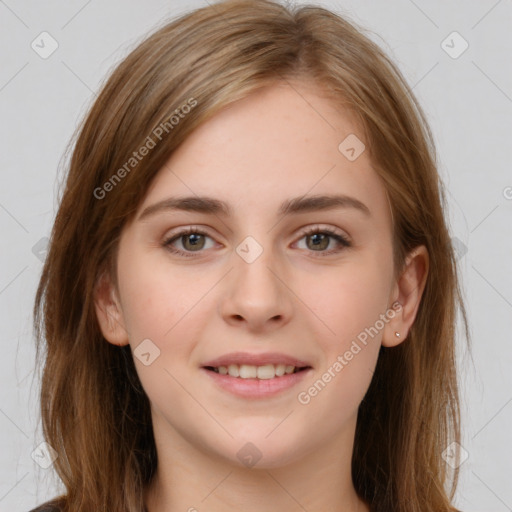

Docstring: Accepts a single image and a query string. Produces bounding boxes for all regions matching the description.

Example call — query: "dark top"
[28,504,148,512]
[28,505,147,512]
[28,505,61,512]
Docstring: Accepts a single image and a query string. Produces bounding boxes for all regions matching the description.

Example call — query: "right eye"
[163,227,218,257]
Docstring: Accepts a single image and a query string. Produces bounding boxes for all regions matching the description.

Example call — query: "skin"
[95,79,428,512]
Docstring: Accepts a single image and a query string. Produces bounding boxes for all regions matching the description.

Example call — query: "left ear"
[383,244,429,347]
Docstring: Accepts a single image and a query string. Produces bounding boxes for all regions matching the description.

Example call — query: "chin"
[223,431,309,470]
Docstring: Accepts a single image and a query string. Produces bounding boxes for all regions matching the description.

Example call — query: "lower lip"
[200,367,312,399]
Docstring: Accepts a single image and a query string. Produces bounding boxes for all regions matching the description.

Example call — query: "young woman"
[31,1,470,511]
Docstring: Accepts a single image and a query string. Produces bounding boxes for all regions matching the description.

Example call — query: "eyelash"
[162,225,351,258]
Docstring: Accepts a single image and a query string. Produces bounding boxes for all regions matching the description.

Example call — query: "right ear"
[93,271,130,346]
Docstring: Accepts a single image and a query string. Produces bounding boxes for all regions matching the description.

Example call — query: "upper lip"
[202,351,312,368]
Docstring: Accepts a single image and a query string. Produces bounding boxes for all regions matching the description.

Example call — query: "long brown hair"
[33,1,470,511]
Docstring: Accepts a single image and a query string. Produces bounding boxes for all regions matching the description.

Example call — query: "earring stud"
[395,332,401,338]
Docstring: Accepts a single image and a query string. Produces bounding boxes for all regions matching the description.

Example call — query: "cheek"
[117,261,209,406]
[302,258,392,343]
[299,257,392,412]
[296,269,386,424]
[117,252,204,341]
[296,258,389,404]
[117,255,216,396]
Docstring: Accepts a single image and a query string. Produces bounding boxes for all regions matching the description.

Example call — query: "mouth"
[202,363,312,380]
[201,363,313,399]
[200,352,314,398]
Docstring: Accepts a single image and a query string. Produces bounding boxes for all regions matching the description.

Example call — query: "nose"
[219,241,294,332]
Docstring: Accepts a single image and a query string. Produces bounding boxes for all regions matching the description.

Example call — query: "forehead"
[171,80,363,169]
[138,80,390,230]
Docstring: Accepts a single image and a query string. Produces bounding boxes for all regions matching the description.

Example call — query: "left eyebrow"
[137,193,371,222]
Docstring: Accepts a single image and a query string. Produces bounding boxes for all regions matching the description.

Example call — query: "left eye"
[294,228,351,254]
[163,226,351,257]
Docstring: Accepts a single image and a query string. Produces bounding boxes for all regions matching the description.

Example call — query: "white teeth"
[239,364,257,378]
[214,363,302,379]
[227,364,239,377]
[275,364,286,376]
[256,364,275,380]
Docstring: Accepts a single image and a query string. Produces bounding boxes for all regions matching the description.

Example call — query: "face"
[97,80,403,469]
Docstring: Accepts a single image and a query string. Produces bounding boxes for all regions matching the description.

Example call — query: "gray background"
[1,0,511,510]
